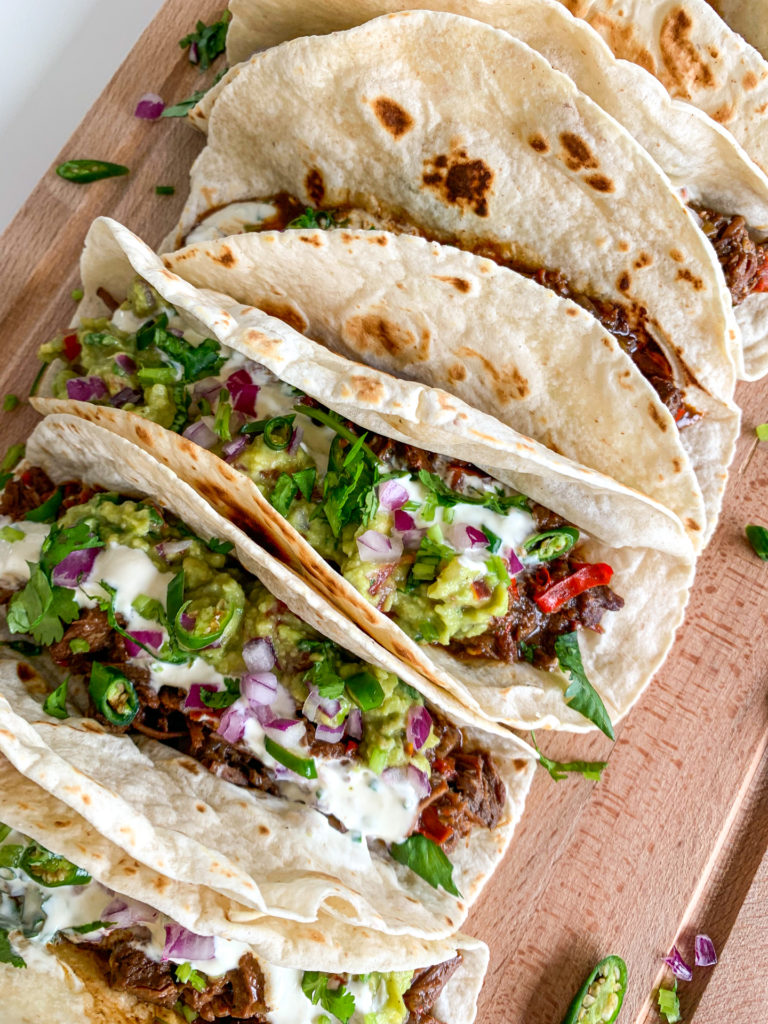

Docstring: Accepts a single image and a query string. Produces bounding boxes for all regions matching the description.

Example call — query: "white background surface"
[0,0,166,233]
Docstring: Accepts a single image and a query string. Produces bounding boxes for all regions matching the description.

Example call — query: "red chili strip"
[63,333,81,361]
[419,805,453,847]
[534,563,614,614]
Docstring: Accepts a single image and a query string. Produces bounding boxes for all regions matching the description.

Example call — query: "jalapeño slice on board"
[561,955,627,1024]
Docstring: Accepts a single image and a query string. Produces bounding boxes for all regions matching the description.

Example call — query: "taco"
[32,219,696,737]
[0,757,488,1024]
[219,0,768,381]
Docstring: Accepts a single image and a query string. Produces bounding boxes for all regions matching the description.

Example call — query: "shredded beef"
[693,205,768,305]
[0,468,98,520]
[107,941,179,1007]
[404,955,463,1023]
[367,437,492,493]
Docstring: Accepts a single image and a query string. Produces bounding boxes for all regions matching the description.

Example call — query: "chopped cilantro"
[40,520,103,578]
[293,467,317,501]
[305,653,346,700]
[657,981,681,1023]
[175,961,208,993]
[206,537,233,555]
[746,524,768,560]
[287,208,347,230]
[213,389,233,440]
[481,526,501,553]
[530,733,606,782]
[0,525,24,542]
[3,395,19,412]
[417,469,529,516]
[270,473,299,517]
[554,633,614,740]
[68,920,113,934]
[0,929,25,968]
[136,314,224,382]
[160,89,207,117]
[7,566,79,646]
[301,972,355,1024]
[389,834,461,896]
[155,185,175,195]
[519,640,536,664]
[200,678,240,709]
[179,11,231,70]
[43,677,70,720]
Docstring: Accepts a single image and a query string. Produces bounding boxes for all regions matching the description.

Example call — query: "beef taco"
[32,219,696,737]
[0,757,488,1024]
[218,0,768,381]
[0,413,536,938]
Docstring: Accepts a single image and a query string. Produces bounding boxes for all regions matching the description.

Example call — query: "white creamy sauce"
[110,307,148,334]
[0,518,50,587]
[150,655,228,693]
[78,544,173,631]
[186,202,280,244]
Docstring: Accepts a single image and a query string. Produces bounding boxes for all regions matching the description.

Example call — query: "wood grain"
[1,3,768,1022]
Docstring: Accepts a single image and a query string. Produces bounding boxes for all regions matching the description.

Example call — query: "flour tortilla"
[35,218,696,734]
[0,758,487,1024]
[708,1,768,60]
[219,0,768,382]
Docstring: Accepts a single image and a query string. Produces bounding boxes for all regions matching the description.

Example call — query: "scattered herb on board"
[555,632,615,740]
[530,734,607,782]
[155,185,175,195]
[2,395,19,412]
[746,524,768,560]
[756,423,768,440]
[179,11,231,70]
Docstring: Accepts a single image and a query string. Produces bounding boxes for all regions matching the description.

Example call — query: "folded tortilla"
[0,412,536,939]
[33,218,696,736]
[0,757,487,1024]
[219,0,768,381]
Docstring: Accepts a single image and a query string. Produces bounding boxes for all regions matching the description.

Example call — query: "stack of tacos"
[2,0,759,1019]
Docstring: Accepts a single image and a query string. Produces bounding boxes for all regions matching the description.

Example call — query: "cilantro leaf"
[207,537,233,555]
[25,487,63,523]
[43,677,70,720]
[293,467,317,501]
[530,733,606,782]
[746,524,768,560]
[7,567,78,646]
[213,390,232,440]
[554,632,614,740]
[39,520,103,578]
[68,920,113,934]
[0,929,26,969]
[417,469,529,515]
[301,972,355,1024]
[136,314,224,383]
[270,474,299,517]
[286,208,346,230]
[200,678,240,709]
[305,655,346,700]
[160,90,207,117]
[179,11,231,70]
[389,834,461,896]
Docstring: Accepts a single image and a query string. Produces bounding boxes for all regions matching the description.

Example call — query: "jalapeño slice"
[345,672,385,711]
[523,527,579,561]
[264,737,317,779]
[20,842,91,887]
[89,663,139,726]
[561,955,627,1024]
[56,160,129,183]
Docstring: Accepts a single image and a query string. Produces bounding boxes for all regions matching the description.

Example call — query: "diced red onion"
[287,425,303,456]
[188,41,199,64]
[102,897,159,928]
[356,530,403,563]
[314,721,346,744]
[448,523,487,552]
[162,923,215,962]
[180,612,196,631]
[695,935,717,967]
[508,550,524,575]
[110,387,143,408]
[242,672,278,706]
[406,705,432,751]
[664,946,692,981]
[184,684,219,710]
[393,509,414,532]
[225,368,260,415]
[66,376,108,402]
[155,539,192,561]
[134,92,165,119]
[346,708,363,740]
[263,718,306,747]
[193,377,224,405]
[51,546,100,587]
[379,480,409,511]
[407,765,431,800]
[218,704,249,743]
[222,435,248,463]
[303,687,341,724]
[243,638,275,673]
[115,353,137,374]
[182,418,218,450]
[401,528,426,552]
[124,630,163,658]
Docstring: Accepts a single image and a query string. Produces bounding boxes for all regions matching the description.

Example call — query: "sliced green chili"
[25,487,64,523]
[20,842,91,887]
[56,160,129,183]
[561,955,627,1024]
[345,672,385,711]
[523,527,580,561]
[88,663,139,726]
[264,737,317,779]
[241,415,296,451]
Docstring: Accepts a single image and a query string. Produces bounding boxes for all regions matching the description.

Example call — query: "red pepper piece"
[419,805,453,847]
[534,563,614,614]
[345,739,359,756]
[754,258,768,294]
[62,333,81,361]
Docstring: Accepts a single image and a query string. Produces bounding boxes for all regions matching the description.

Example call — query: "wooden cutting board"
[1,1,766,1020]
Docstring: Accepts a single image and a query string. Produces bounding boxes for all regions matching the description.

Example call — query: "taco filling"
[691,205,768,305]
[0,826,460,1023]
[182,198,701,427]
[39,280,625,681]
[0,470,509,892]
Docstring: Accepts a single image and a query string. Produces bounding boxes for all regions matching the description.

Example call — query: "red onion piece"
[218,704,249,743]
[182,418,218,450]
[193,377,224,405]
[393,509,414,532]
[508,550,524,575]
[314,721,345,744]
[663,946,692,981]
[114,353,137,374]
[110,387,143,408]
[356,530,403,563]
[303,687,341,724]
[694,935,717,967]
[406,764,431,800]
[222,435,248,463]
[180,611,196,631]
[406,705,432,750]
[124,630,164,658]
[448,523,487,552]
[188,41,199,64]
[102,896,159,928]
[401,528,426,552]
[287,425,303,456]
[134,92,165,119]
[155,539,192,561]
[242,672,278,706]
[346,708,363,740]
[163,923,215,962]
[51,546,100,587]
[243,638,275,673]
[184,684,219,710]
[225,368,260,415]
[379,480,409,511]
[66,376,108,402]
[263,718,306,748]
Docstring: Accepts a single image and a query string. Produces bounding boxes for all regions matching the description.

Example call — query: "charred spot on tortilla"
[744,71,759,91]
[649,403,669,432]
[422,149,494,217]
[617,272,631,294]
[135,424,151,444]
[258,825,270,835]
[618,240,630,252]
[669,249,685,263]
[16,663,34,683]
[212,245,236,267]
[448,362,468,383]
[673,458,683,473]
[298,234,323,247]
[676,268,704,290]
[566,307,579,317]
[344,312,428,361]
[559,132,599,171]
[434,275,471,293]
[257,299,309,334]
[305,168,325,206]
[195,802,207,813]
[371,96,414,139]
[528,133,549,153]
[585,174,614,193]
[634,252,653,269]
[686,517,702,532]
[348,374,385,404]
[712,103,735,124]
[513,759,529,772]
[659,8,714,96]
[457,345,530,400]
